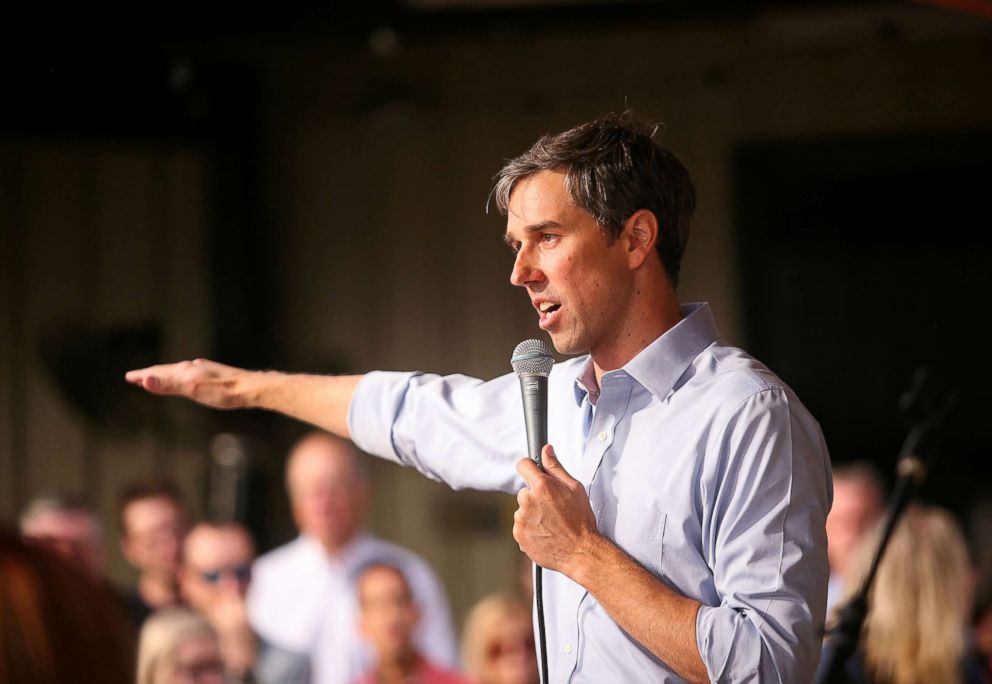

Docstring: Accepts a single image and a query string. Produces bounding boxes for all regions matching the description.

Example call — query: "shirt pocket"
[612,504,667,576]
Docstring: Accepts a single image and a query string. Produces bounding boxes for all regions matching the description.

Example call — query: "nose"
[509,247,544,288]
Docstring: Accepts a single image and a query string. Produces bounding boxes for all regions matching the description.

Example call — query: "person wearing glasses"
[179,520,311,683]
[179,521,257,681]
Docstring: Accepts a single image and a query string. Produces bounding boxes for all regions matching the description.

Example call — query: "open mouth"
[537,301,561,329]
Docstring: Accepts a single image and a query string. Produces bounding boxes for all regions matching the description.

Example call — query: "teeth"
[539,302,557,313]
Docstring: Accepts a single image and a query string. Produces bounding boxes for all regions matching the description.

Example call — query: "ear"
[622,209,659,270]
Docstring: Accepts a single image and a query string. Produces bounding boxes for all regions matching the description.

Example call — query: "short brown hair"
[492,111,696,287]
[117,480,185,535]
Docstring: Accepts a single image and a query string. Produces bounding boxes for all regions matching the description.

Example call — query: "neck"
[316,530,359,557]
[592,273,682,387]
[376,649,419,683]
[138,572,179,609]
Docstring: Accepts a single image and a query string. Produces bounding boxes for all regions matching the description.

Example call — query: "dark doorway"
[735,132,992,516]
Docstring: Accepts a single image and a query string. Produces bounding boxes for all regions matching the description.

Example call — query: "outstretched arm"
[125,359,363,438]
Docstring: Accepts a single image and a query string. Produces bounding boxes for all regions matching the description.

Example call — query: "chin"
[548,334,587,357]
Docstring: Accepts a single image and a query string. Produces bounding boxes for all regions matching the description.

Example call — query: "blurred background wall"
[2,0,991,626]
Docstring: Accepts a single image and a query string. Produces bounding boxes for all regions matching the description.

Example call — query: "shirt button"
[597,431,607,442]
[564,644,573,654]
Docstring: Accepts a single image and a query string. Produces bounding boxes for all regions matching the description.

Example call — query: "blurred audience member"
[137,606,225,684]
[0,529,133,684]
[248,431,456,684]
[180,521,258,681]
[354,562,469,684]
[972,562,992,682]
[462,593,538,684]
[827,505,985,684]
[19,491,105,580]
[180,520,310,684]
[826,461,885,611]
[119,479,189,626]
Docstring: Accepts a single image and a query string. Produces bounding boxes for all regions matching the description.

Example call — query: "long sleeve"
[696,388,832,683]
[348,370,527,494]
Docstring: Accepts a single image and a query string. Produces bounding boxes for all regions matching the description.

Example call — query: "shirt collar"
[298,530,372,567]
[571,302,720,405]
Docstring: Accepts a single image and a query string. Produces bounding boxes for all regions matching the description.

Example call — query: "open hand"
[125,359,250,409]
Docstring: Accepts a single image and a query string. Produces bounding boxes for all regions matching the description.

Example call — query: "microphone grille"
[511,339,555,376]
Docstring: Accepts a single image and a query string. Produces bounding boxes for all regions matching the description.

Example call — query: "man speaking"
[126,112,831,683]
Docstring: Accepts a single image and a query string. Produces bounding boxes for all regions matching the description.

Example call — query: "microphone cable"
[535,564,550,684]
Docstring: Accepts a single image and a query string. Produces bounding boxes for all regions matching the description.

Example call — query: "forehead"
[287,438,358,485]
[124,497,181,529]
[832,479,881,508]
[505,170,587,234]
[25,510,98,537]
[358,566,409,597]
[185,527,253,565]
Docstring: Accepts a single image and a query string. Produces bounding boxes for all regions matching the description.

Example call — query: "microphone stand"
[817,373,954,684]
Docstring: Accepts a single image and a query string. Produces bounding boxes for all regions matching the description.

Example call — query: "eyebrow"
[503,220,562,244]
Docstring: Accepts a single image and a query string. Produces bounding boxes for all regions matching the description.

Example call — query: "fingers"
[125,360,209,397]
[125,366,169,393]
[516,456,543,486]
[541,444,578,486]
[541,444,560,469]
[517,445,578,489]
[124,367,151,385]
[125,364,184,395]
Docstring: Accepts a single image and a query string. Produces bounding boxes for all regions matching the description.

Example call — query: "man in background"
[20,491,105,580]
[248,431,457,684]
[118,479,189,625]
[180,520,311,683]
[825,461,885,612]
[180,521,259,681]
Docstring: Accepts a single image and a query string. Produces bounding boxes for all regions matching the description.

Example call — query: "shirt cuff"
[696,604,761,682]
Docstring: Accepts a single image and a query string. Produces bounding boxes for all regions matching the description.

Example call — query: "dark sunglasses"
[199,563,252,584]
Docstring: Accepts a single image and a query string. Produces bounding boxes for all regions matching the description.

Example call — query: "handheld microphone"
[511,339,555,468]
[510,338,554,684]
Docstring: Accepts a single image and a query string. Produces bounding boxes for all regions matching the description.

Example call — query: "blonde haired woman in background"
[830,505,986,684]
[461,593,538,684]
[137,607,225,684]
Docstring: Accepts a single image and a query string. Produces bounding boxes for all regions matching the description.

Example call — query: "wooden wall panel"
[0,140,211,584]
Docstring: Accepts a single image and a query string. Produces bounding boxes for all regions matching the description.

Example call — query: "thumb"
[541,444,574,482]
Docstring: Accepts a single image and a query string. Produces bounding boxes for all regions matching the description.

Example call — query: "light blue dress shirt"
[348,303,832,683]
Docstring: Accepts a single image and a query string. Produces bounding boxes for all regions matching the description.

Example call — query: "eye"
[540,233,560,245]
[506,240,522,254]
